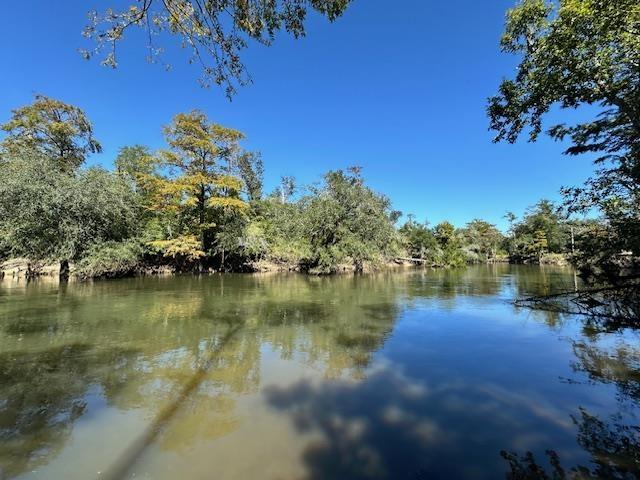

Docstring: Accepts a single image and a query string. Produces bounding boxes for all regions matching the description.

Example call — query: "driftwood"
[514,281,640,328]
[396,257,433,265]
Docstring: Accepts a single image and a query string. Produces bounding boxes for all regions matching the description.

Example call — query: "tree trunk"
[60,260,70,281]
[26,262,36,280]
[354,260,364,274]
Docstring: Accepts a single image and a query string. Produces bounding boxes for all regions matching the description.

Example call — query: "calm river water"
[0,266,638,479]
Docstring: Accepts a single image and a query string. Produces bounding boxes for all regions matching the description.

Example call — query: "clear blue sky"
[1,0,596,230]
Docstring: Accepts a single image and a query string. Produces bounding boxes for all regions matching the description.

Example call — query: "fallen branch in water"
[514,281,640,329]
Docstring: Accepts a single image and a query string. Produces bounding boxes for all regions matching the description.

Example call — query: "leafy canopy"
[302,168,400,272]
[145,111,248,260]
[81,0,352,96]
[1,95,102,172]
[489,0,640,270]
[0,149,139,263]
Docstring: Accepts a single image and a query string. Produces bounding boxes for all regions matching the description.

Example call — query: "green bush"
[75,240,144,280]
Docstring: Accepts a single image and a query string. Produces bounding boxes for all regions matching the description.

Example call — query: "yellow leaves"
[160,111,249,180]
[213,174,243,192]
[181,171,211,188]
[208,197,248,211]
[148,235,205,261]
[142,168,247,220]
[141,175,183,213]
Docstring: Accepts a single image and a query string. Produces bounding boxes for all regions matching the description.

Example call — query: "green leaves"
[491,0,640,277]
[301,169,399,273]
[0,149,139,264]
[1,95,101,173]
[82,0,352,96]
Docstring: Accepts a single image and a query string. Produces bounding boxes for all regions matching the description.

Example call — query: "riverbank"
[0,254,571,281]
[0,257,425,280]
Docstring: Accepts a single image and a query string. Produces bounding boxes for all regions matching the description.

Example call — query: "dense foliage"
[489,0,640,281]
[0,96,406,277]
[0,95,604,280]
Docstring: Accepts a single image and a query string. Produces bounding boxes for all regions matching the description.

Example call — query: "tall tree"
[147,111,248,262]
[461,219,505,262]
[81,0,352,96]
[399,219,438,262]
[1,95,101,172]
[433,221,465,267]
[508,200,569,261]
[489,0,640,278]
[115,144,156,193]
[275,175,296,204]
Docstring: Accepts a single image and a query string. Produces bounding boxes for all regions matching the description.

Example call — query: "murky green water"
[0,266,638,479]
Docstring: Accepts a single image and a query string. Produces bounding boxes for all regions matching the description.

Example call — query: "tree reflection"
[0,266,603,479]
[0,272,405,477]
[502,409,640,479]
[503,325,640,478]
[0,343,139,478]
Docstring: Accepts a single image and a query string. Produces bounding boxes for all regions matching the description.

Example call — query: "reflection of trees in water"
[0,343,139,478]
[503,327,640,478]
[0,266,592,478]
[511,265,579,298]
[404,265,506,300]
[0,273,406,476]
[571,337,640,402]
[503,409,640,479]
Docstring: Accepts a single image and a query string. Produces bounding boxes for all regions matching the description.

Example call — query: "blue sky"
[1,0,596,230]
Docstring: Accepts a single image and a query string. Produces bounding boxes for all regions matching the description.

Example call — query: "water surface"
[0,266,638,479]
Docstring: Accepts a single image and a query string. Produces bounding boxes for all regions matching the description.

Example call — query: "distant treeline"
[0,96,616,279]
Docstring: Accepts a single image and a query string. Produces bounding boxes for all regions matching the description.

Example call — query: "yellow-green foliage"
[1,95,101,172]
[149,236,205,262]
[143,111,249,258]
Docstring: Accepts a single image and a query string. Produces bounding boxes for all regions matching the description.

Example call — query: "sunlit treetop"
[0,95,102,172]
[489,0,639,145]
[160,110,244,172]
[80,0,352,97]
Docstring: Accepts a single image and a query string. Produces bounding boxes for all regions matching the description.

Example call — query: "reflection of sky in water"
[0,265,637,479]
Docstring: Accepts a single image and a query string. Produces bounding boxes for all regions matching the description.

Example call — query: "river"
[0,265,638,479]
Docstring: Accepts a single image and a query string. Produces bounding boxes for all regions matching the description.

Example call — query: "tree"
[247,196,311,267]
[0,148,139,277]
[433,221,465,267]
[236,151,264,202]
[146,111,248,264]
[1,95,101,172]
[81,0,352,96]
[460,219,505,262]
[489,0,640,278]
[532,230,549,261]
[509,200,569,261]
[301,168,399,273]
[275,175,296,204]
[399,220,438,262]
[115,145,156,193]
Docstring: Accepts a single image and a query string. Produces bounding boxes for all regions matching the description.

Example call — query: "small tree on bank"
[301,168,400,273]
